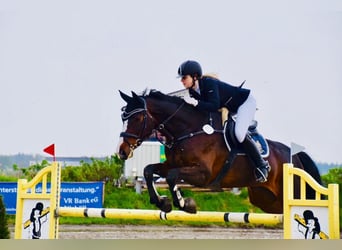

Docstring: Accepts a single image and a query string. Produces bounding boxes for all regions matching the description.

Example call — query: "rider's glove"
[183,95,198,106]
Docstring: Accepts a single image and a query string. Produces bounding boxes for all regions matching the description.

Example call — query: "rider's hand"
[183,95,198,106]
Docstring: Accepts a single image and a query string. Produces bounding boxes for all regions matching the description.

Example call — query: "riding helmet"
[178,60,202,77]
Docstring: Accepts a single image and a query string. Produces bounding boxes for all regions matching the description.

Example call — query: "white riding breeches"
[234,94,257,143]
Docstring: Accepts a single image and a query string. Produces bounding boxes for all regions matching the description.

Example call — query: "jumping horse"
[117,89,321,214]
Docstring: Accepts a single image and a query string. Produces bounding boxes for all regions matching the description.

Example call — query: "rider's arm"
[193,79,220,112]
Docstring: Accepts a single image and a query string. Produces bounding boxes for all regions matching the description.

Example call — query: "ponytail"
[202,73,219,80]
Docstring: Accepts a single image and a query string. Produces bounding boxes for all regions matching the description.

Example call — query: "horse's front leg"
[166,168,197,214]
[143,163,172,213]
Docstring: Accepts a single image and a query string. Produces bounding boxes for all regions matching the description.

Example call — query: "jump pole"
[57,207,283,225]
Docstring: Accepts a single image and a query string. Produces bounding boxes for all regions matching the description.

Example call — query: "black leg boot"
[241,134,271,182]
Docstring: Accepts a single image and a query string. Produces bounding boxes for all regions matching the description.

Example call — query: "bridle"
[120,98,150,151]
[120,96,217,155]
[120,97,186,151]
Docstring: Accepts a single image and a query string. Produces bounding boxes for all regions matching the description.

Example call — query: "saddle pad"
[223,119,269,158]
[250,133,269,158]
[223,129,270,158]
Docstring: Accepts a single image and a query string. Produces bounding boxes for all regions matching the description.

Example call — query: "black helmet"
[178,60,202,78]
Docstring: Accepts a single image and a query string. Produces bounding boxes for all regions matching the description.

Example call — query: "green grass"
[0,175,17,182]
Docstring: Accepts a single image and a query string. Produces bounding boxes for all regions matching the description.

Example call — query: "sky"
[0,0,341,164]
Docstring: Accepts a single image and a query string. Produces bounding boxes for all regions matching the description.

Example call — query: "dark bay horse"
[117,89,321,214]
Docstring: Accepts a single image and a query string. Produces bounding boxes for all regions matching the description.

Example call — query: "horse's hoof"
[159,196,172,213]
[182,197,197,214]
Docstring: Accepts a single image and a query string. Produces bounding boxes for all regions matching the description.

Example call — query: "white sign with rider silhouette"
[290,206,329,239]
[21,199,51,239]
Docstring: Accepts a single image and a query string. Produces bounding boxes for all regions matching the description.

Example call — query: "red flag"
[43,143,55,161]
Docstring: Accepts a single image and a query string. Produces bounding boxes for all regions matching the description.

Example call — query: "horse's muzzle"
[118,145,134,160]
[118,149,128,160]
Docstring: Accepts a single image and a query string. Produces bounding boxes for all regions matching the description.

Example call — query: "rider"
[177,60,270,183]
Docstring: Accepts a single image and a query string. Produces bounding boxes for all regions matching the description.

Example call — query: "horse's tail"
[295,151,322,199]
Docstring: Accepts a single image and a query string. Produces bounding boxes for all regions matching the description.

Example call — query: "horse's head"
[117,89,213,160]
[117,90,156,160]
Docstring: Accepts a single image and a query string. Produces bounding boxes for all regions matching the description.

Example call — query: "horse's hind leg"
[143,163,172,213]
[166,168,197,214]
[248,186,282,213]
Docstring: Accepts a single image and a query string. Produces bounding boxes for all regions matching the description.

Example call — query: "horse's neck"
[148,101,198,134]
[154,109,206,136]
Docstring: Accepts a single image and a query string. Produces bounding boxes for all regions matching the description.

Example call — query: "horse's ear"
[131,91,145,106]
[131,91,139,98]
[119,90,132,103]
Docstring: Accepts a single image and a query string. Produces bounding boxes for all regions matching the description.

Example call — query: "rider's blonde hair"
[202,73,219,80]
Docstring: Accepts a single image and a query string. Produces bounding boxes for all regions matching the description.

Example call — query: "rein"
[174,111,222,141]
[120,97,222,150]
[155,102,185,148]
[153,103,222,148]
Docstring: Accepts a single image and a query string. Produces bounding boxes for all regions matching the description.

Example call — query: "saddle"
[220,107,269,158]
[208,109,269,190]
[223,117,269,158]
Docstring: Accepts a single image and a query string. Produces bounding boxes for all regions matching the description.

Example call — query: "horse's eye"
[132,114,143,122]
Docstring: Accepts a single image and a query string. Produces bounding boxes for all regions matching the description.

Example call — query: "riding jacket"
[188,76,250,113]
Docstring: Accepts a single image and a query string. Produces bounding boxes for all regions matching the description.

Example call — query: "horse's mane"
[142,89,184,105]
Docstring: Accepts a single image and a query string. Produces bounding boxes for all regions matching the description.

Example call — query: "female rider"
[178,60,270,183]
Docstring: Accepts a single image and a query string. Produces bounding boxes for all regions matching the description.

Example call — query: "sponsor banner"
[0,182,104,214]
[0,183,17,214]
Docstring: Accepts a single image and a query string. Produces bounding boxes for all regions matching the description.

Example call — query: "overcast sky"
[0,0,341,163]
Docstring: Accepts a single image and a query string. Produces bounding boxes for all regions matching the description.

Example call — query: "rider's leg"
[235,95,270,183]
[241,134,270,182]
[234,95,257,143]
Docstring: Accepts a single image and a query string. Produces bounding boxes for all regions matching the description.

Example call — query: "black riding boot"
[241,135,270,182]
